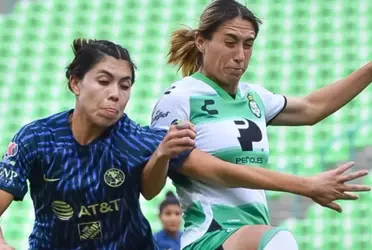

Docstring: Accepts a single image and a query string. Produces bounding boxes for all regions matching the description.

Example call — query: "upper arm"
[248,84,315,126]
[0,190,13,216]
[269,96,315,126]
[0,125,37,202]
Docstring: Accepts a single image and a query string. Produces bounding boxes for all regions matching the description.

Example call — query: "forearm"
[181,149,311,197]
[223,163,310,196]
[306,62,372,121]
[141,149,170,200]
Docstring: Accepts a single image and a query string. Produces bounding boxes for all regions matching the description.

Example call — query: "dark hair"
[65,38,137,92]
[159,191,180,214]
[168,0,262,77]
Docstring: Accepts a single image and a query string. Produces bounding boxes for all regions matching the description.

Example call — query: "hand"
[0,228,14,250]
[307,162,370,213]
[157,121,196,158]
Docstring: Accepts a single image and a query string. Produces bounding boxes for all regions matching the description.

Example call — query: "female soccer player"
[154,191,182,250]
[0,38,196,250]
[151,0,372,249]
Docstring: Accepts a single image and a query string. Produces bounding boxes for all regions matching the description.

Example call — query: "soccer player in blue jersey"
[0,38,196,250]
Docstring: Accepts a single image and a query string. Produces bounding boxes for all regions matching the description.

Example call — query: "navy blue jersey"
[0,110,188,250]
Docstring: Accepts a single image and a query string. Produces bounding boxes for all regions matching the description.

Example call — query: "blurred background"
[0,0,371,249]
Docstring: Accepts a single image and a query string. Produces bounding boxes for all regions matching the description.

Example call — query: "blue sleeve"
[169,148,195,172]
[140,127,192,172]
[0,124,38,201]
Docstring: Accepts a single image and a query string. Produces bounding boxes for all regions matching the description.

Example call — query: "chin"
[94,116,120,128]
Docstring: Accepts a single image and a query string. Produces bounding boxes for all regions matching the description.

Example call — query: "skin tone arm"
[141,122,196,200]
[271,62,372,126]
[179,149,370,212]
[0,190,15,250]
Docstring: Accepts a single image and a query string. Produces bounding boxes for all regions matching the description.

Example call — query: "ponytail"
[167,27,202,77]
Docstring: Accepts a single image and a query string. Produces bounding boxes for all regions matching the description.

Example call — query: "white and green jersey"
[151,72,286,249]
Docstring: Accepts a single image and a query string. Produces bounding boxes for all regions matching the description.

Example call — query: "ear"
[195,31,206,54]
[69,76,81,96]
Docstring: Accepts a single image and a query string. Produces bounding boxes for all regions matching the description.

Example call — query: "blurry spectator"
[154,191,182,250]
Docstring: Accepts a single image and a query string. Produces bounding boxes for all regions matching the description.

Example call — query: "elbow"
[141,191,157,201]
[306,113,326,126]
[141,185,161,200]
[306,117,319,126]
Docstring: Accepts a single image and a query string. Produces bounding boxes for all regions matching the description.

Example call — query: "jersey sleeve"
[150,89,190,130]
[248,84,287,124]
[150,90,192,171]
[140,127,192,172]
[0,124,38,201]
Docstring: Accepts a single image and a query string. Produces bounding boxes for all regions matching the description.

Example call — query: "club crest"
[248,94,261,118]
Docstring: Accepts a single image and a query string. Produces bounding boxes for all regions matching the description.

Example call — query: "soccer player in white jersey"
[151,0,372,249]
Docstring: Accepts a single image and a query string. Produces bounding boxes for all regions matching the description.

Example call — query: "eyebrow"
[97,70,132,82]
[225,33,255,42]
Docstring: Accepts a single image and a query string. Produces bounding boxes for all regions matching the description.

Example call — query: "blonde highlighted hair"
[168,0,262,77]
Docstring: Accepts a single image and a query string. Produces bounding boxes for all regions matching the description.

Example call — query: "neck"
[164,229,179,238]
[199,69,238,95]
[70,109,106,145]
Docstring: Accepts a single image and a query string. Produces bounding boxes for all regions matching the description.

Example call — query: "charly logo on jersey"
[201,100,219,115]
[104,168,125,187]
[78,221,102,240]
[247,94,261,118]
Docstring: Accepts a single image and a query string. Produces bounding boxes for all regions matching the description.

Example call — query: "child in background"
[154,191,182,250]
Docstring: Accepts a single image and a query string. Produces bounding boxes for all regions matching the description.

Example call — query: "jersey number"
[234,119,262,151]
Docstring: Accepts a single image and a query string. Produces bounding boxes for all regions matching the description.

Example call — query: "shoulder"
[115,115,166,144]
[12,110,70,142]
[153,230,165,240]
[160,75,217,99]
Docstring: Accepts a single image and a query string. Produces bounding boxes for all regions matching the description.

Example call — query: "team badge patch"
[247,94,261,118]
[5,142,18,158]
[104,168,125,187]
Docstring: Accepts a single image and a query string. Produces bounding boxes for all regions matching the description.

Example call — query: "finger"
[175,121,195,131]
[342,184,371,192]
[167,137,195,148]
[324,202,342,213]
[340,169,369,183]
[167,129,196,140]
[171,120,197,133]
[337,192,359,200]
[168,124,194,134]
[335,161,355,175]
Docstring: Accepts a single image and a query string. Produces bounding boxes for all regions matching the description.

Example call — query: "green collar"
[192,72,242,100]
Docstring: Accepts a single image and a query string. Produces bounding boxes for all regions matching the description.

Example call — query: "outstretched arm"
[179,149,370,212]
[271,62,372,126]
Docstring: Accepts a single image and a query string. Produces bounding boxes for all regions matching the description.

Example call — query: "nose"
[108,84,120,102]
[233,45,245,64]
